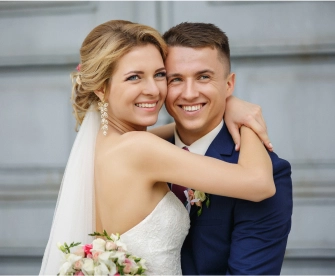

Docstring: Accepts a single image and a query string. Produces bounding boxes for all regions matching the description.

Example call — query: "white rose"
[110,233,120,241]
[139,258,147,270]
[109,250,126,261]
[115,237,128,251]
[116,251,126,265]
[92,238,106,252]
[94,263,110,276]
[194,190,206,202]
[58,261,72,276]
[82,258,94,275]
[98,251,114,268]
[66,253,82,264]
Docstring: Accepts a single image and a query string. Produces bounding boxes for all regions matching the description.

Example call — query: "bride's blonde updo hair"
[71,20,167,130]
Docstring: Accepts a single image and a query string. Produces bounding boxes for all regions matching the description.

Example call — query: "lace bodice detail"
[120,191,190,275]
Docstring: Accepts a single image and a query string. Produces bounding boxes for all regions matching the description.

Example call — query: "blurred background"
[0,1,334,274]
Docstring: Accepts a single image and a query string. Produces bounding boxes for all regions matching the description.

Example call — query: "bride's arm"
[148,96,273,151]
[126,127,275,202]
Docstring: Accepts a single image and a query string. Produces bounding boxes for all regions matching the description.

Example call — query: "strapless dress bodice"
[120,191,190,275]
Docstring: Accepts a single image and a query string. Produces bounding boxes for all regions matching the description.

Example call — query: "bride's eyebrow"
[124,70,143,75]
[155,67,166,72]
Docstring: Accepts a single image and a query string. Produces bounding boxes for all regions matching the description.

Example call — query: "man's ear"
[226,73,236,97]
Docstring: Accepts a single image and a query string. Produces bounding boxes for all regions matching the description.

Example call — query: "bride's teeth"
[135,103,157,108]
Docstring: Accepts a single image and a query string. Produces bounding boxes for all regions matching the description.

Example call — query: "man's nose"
[181,80,199,100]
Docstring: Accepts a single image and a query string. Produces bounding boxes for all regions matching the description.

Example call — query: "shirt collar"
[174,120,223,155]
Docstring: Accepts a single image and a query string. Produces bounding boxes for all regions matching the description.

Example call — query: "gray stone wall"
[0,1,334,274]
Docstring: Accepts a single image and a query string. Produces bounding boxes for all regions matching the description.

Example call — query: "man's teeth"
[135,103,157,108]
[182,104,202,112]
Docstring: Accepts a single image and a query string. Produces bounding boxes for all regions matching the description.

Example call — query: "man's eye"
[170,78,181,83]
[199,75,209,80]
[126,75,140,81]
[155,72,167,78]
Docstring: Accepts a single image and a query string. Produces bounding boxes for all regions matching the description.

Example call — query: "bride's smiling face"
[106,44,167,130]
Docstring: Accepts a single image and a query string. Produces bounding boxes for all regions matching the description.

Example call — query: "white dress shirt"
[174,120,224,155]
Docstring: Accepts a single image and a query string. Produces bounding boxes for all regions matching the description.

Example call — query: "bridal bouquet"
[57,230,146,276]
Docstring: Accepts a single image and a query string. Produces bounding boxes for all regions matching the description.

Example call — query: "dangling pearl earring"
[98,100,109,136]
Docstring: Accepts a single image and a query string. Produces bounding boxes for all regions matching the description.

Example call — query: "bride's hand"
[224,96,273,152]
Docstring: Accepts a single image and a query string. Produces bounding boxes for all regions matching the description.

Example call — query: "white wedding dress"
[40,110,190,275]
[121,191,190,275]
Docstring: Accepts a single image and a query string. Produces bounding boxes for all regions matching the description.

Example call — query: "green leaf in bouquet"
[206,196,210,208]
[197,206,202,216]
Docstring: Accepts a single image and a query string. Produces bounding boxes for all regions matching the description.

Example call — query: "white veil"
[39,107,100,275]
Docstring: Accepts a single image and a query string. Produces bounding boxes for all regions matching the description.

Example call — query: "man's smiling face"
[165,46,235,145]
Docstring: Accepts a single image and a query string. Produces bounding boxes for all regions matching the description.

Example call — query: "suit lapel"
[205,123,235,159]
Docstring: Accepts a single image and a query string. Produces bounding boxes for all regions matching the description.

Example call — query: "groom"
[163,22,293,275]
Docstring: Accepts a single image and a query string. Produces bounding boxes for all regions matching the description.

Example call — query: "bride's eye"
[155,71,167,78]
[126,75,140,81]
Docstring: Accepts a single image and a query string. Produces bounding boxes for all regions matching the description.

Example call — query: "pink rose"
[76,64,81,72]
[74,247,85,257]
[74,260,82,270]
[123,259,132,274]
[93,251,101,262]
[83,244,92,257]
[188,190,195,205]
[106,241,117,251]
[114,274,120,276]
[74,272,84,276]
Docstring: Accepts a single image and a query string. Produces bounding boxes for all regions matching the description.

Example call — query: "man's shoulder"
[168,135,175,144]
[268,151,292,177]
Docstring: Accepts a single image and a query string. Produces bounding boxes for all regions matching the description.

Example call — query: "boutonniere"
[184,189,210,216]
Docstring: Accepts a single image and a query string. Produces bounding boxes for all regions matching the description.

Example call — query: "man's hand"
[224,96,273,151]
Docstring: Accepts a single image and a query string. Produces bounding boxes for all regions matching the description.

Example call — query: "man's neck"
[176,121,223,146]
[176,130,204,146]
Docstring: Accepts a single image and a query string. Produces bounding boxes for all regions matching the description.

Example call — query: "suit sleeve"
[227,153,293,275]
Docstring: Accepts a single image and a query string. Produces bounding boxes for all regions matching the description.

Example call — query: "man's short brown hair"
[163,22,231,71]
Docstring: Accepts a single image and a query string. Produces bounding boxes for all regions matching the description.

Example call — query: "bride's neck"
[107,114,146,134]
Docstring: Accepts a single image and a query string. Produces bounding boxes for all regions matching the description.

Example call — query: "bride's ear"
[95,81,110,101]
[94,88,105,102]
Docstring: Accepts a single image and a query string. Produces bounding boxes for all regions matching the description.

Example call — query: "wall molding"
[1,44,335,69]
[0,1,96,17]
[1,163,335,201]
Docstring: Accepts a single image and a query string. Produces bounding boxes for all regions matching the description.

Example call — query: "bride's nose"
[142,78,160,96]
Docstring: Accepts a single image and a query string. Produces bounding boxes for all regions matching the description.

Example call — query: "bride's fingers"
[244,116,273,151]
[225,122,242,151]
[255,113,273,151]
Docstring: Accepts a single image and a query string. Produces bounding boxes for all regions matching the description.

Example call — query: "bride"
[40,20,275,275]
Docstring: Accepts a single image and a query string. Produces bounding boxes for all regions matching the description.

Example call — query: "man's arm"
[227,153,293,275]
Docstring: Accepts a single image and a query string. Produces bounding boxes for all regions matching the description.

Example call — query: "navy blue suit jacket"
[172,124,292,275]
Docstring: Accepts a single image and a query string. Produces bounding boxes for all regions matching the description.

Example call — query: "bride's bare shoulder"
[106,131,162,155]
[121,131,161,144]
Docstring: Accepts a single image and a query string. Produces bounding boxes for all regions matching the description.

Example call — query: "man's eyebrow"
[196,69,215,75]
[124,70,144,76]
